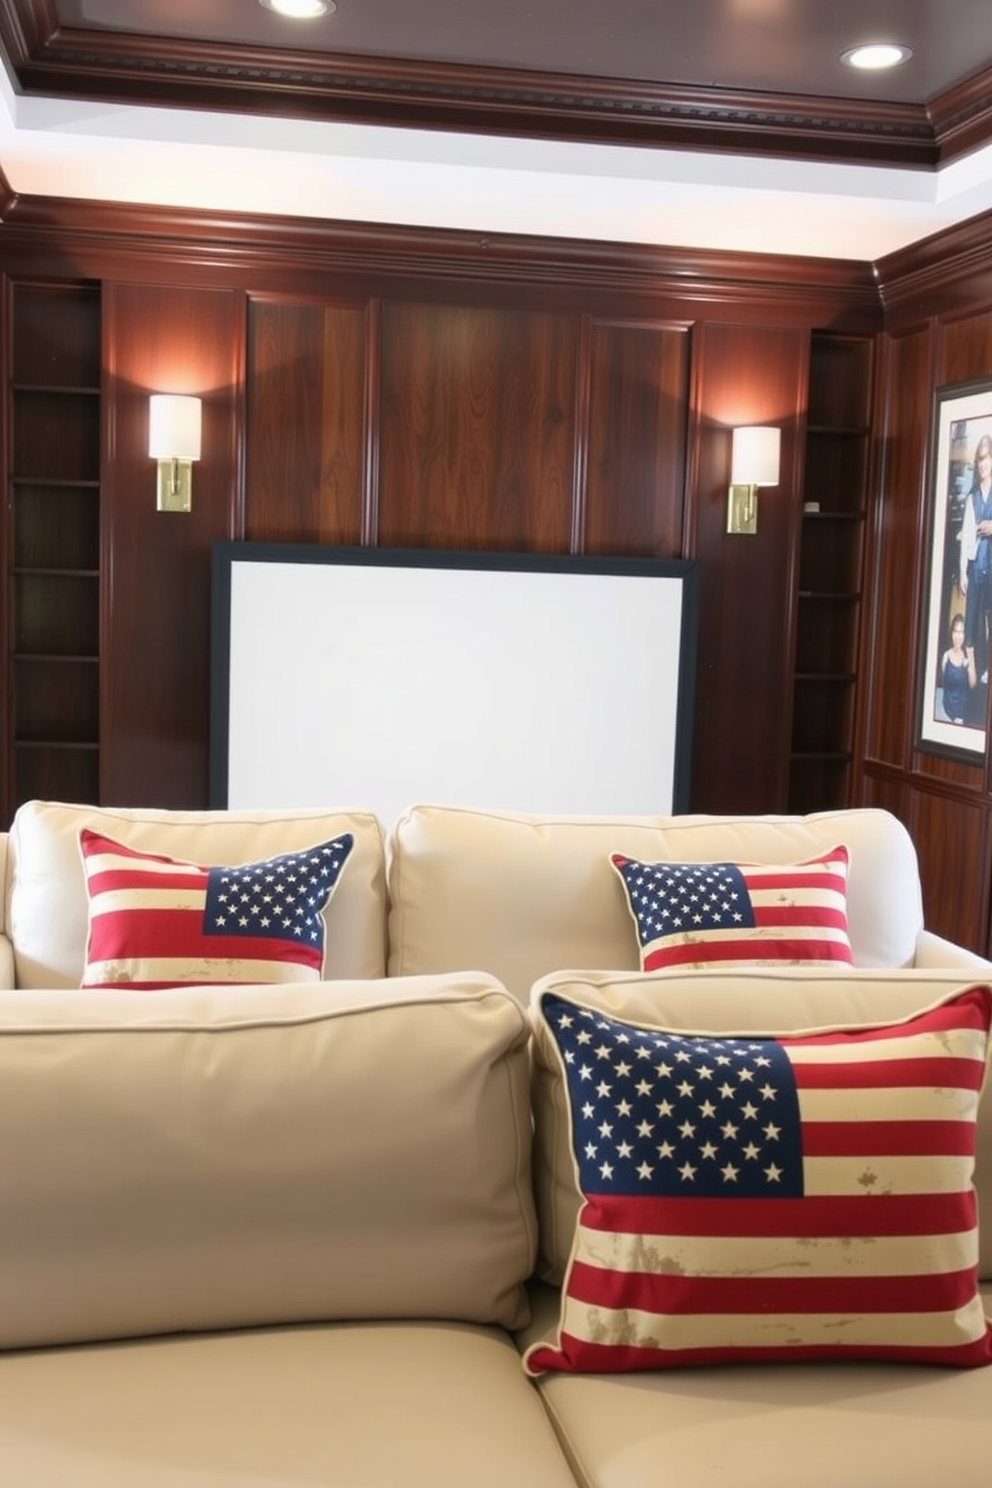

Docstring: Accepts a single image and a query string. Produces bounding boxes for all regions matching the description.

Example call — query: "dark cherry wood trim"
[0,190,883,329]
[0,161,17,216]
[860,756,989,801]
[0,0,939,170]
[876,205,992,327]
[930,64,992,166]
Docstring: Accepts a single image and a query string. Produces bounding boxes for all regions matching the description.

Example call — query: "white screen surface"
[212,546,697,825]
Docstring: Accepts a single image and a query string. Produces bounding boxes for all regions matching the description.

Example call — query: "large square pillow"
[524,981,992,1374]
[610,845,853,970]
[79,828,354,989]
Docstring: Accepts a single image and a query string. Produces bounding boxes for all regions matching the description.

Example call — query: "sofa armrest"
[0,933,13,990]
[0,831,11,988]
[913,927,992,971]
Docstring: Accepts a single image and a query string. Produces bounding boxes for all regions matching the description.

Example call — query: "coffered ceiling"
[2,0,992,260]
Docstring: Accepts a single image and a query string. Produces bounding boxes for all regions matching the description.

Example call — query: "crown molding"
[876,204,992,326]
[0,187,882,329]
[0,0,944,170]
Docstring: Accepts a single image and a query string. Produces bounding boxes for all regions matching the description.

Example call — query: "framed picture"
[916,378,992,761]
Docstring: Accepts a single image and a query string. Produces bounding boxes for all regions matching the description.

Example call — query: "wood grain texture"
[909,787,992,952]
[858,326,933,772]
[687,321,808,814]
[583,320,689,557]
[100,281,244,808]
[377,302,577,551]
[245,298,367,544]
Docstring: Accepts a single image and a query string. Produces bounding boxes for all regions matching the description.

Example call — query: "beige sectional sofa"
[0,799,990,1487]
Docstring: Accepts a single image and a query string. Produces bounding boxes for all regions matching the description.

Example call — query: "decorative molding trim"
[876,206,992,325]
[0,189,883,328]
[0,2,943,169]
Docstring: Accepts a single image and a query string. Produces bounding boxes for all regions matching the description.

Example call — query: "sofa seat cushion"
[8,800,388,988]
[0,973,536,1349]
[530,968,992,1293]
[519,1279,992,1488]
[387,805,924,1002]
[0,1320,578,1488]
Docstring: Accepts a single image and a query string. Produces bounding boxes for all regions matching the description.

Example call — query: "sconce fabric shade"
[727,426,781,535]
[731,426,781,487]
[149,395,202,461]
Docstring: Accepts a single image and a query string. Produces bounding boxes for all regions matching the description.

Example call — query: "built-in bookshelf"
[788,333,873,813]
[6,282,101,822]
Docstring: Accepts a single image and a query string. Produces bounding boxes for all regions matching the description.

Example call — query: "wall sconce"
[727,425,781,535]
[149,394,202,512]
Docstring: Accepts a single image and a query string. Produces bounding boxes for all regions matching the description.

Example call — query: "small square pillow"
[611,846,853,971]
[79,829,354,989]
[524,982,992,1375]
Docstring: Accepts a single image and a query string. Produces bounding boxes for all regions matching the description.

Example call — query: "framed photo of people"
[916,378,992,762]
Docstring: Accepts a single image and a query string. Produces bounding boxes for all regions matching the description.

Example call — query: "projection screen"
[210,543,698,824]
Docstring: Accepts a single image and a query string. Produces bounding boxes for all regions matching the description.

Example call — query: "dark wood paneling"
[0,194,881,334]
[909,788,992,952]
[687,322,808,814]
[245,297,367,544]
[878,208,992,331]
[583,321,689,557]
[940,306,992,385]
[859,327,932,772]
[377,302,577,551]
[101,282,244,807]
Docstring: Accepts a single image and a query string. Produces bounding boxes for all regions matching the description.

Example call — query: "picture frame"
[916,378,992,762]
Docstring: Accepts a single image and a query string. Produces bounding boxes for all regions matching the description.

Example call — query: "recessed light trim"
[259,0,334,19]
[841,42,913,71]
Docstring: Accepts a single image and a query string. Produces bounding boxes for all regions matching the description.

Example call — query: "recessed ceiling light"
[841,42,913,71]
[259,0,334,19]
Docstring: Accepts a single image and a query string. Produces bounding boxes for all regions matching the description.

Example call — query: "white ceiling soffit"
[2,66,992,261]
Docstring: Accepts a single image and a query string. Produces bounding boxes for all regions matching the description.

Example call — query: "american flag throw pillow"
[79,829,354,989]
[611,847,853,971]
[524,984,992,1374]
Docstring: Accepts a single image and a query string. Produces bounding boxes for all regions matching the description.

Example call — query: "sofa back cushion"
[387,806,925,1001]
[528,967,992,1287]
[0,972,536,1350]
[8,800,388,988]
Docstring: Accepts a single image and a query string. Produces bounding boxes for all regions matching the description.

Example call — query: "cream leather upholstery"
[6,799,388,988]
[387,804,989,1000]
[0,799,988,1487]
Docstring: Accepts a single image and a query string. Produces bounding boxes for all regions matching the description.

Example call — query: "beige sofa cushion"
[0,1321,579,1488]
[529,967,992,1288]
[519,1278,992,1488]
[0,973,536,1350]
[8,800,388,988]
[387,805,925,1001]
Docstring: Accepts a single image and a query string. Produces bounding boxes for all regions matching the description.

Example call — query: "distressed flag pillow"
[610,847,853,970]
[79,829,354,989]
[524,983,992,1374]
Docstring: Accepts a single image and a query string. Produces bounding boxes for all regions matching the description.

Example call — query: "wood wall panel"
[101,282,244,807]
[583,321,689,557]
[939,307,992,386]
[862,288,992,952]
[688,322,808,814]
[909,789,992,952]
[377,302,577,551]
[860,327,932,771]
[245,298,368,543]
